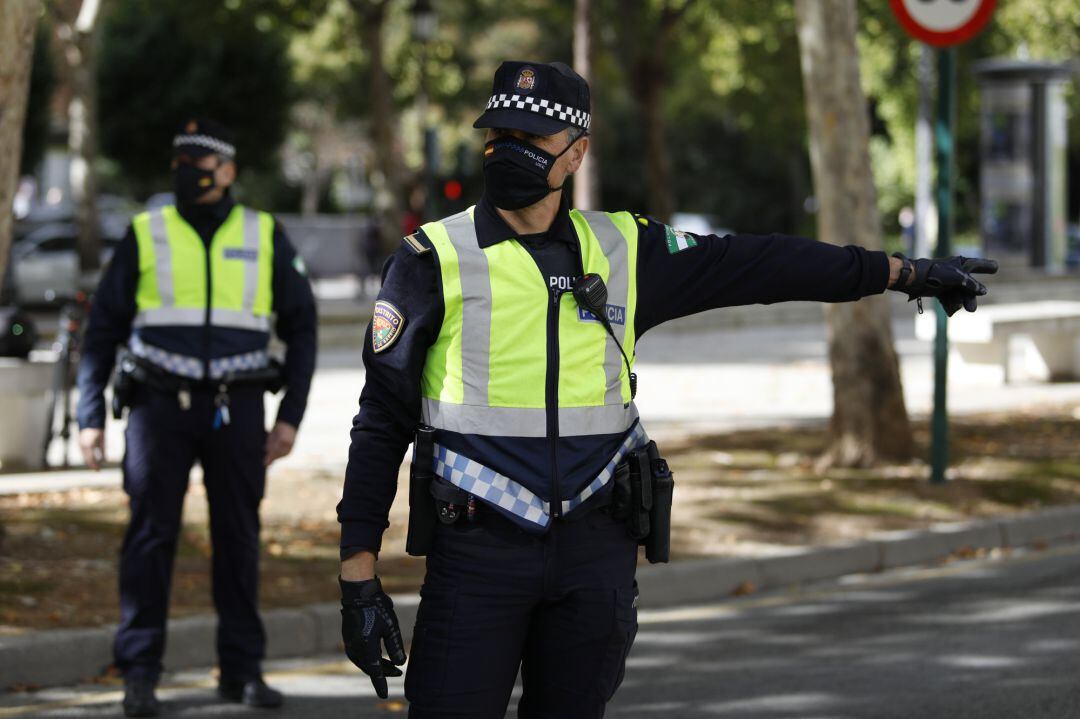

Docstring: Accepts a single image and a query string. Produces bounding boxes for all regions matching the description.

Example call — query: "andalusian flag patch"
[664,225,697,254]
[372,300,405,353]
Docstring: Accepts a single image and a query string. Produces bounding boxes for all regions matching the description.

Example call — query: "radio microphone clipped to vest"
[572,274,637,401]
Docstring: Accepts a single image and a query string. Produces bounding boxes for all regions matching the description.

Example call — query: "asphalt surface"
[4,543,1080,718]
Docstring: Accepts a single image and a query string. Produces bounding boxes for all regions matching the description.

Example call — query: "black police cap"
[172,118,237,159]
[473,61,591,137]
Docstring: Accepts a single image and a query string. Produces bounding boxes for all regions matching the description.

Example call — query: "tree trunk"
[0,0,39,300]
[611,1,686,224]
[637,64,674,223]
[794,0,913,467]
[572,0,599,210]
[350,0,403,254]
[56,0,103,277]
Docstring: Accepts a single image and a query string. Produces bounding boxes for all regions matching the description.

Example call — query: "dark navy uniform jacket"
[76,193,318,430]
[339,195,890,557]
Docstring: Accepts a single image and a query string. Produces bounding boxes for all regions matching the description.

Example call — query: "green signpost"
[930,47,956,484]
[888,0,996,483]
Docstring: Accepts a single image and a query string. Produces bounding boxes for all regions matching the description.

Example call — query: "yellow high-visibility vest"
[131,204,274,333]
[420,206,639,439]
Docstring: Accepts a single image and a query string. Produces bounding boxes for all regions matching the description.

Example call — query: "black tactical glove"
[340,576,407,699]
[892,253,999,317]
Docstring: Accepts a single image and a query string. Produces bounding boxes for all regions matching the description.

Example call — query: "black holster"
[111,350,138,419]
[406,425,438,557]
[644,442,674,564]
[612,440,674,564]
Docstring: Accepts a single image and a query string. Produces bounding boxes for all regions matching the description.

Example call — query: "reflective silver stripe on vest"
[148,209,174,307]
[431,422,648,526]
[443,212,492,405]
[422,398,639,438]
[580,211,630,405]
[136,307,270,331]
[210,308,271,332]
[134,307,205,327]
[241,209,261,316]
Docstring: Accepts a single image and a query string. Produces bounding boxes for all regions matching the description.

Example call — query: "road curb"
[3,505,1079,690]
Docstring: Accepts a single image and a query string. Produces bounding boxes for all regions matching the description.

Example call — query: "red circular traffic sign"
[890,0,997,47]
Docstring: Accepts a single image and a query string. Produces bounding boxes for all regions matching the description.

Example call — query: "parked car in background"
[10,224,122,306]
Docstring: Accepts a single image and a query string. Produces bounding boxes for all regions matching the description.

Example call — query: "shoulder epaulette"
[402,233,431,256]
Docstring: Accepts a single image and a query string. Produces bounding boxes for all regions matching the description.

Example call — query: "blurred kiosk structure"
[975,59,1072,271]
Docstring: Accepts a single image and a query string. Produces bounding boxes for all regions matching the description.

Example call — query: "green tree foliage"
[97,0,294,196]
[89,0,1077,228]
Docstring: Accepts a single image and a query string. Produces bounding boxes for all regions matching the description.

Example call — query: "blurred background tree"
[96,0,296,202]
[20,23,56,178]
[0,0,41,299]
[25,0,1057,238]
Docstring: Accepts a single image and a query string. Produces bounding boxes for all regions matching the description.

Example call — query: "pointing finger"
[962,258,998,275]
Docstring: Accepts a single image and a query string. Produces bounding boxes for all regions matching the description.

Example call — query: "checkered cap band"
[173,133,236,158]
[484,94,591,130]
[431,422,648,528]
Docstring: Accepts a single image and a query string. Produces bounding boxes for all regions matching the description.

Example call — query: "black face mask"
[173,162,217,205]
[482,134,579,210]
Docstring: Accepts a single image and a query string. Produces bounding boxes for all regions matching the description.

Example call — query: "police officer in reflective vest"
[76,119,317,717]
[337,63,995,718]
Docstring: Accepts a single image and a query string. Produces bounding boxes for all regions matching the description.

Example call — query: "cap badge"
[185,120,198,133]
[516,68,536,92]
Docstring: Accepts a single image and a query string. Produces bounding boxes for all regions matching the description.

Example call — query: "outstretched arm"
[633,216,890,337]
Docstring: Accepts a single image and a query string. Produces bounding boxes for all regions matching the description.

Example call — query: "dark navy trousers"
[405,507,639,719]
[114,384,267,683]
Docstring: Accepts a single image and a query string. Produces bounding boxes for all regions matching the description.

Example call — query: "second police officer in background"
[76,120,317,717]
[337,62,996,718]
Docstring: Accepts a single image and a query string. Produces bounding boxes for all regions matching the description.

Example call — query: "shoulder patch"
[372,300,406,353]
[402,233,431,256]
[664,225,698,254]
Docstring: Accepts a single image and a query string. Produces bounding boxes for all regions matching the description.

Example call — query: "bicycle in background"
[42,292,91,468]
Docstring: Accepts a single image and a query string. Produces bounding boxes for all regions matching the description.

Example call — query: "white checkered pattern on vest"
[431,422,648,528]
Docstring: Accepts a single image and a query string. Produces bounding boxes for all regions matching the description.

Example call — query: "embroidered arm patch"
[372,300,406,353]
[664,225,698,254]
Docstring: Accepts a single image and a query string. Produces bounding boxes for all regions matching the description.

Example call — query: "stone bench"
[914,301,1080,383]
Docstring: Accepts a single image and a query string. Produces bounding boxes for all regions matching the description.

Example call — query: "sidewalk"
[3,504,1079,690]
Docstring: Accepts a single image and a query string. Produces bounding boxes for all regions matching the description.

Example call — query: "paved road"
[5,544,1080,718]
